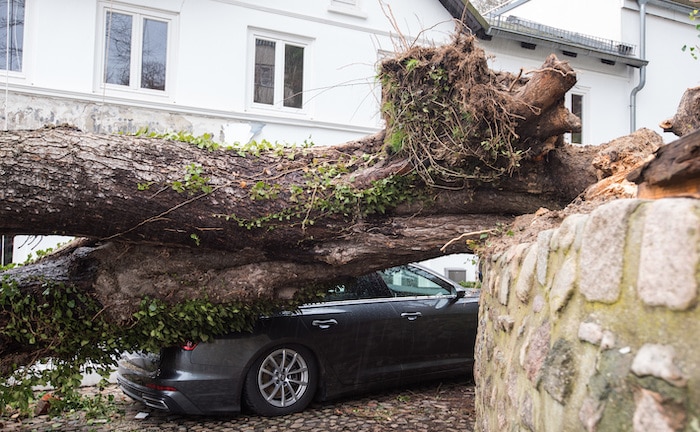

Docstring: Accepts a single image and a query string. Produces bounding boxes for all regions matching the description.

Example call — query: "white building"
[463,0,699,145]
[0,0,458,145]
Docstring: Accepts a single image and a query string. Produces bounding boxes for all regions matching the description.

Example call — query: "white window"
[0,0,24,72]
[569,93,583,144]
[565,86,588,145]
[250,30,310,110]
[327,0,367,18]
[446,269,467,284]
[99,3,175,93]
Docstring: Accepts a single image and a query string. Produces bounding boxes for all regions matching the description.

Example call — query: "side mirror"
[450,288,466,303]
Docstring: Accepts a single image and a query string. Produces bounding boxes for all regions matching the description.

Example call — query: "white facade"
[2,0,457,145]
[478,0,699,145]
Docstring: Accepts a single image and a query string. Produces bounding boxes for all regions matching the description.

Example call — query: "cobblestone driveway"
[4,379,475,431]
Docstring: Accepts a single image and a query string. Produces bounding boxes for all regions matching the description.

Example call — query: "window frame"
[327,0,367,18]
[0,0,25,74]
[96,2,177,97]
[565,86,589,145]
[380,266,454,298]
[247,28,312,114]
[446,268,467,284]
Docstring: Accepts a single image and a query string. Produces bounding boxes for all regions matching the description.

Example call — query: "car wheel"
[244,345,318,416]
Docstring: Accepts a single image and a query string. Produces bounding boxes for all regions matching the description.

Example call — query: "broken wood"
[660,86,700,137]
[628,127,700,199]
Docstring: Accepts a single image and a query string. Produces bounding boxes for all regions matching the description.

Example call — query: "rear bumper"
[116,373,205,415]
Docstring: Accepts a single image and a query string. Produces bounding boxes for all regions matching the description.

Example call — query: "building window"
[570,93,583,144]
[102,4,172,91]
[446,269,467,284]
[253,34,307,109]
[1,235,12,266]
[327,0,367,18]
[0,0,24,72]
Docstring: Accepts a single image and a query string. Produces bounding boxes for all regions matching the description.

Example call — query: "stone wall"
[475,198,700,432]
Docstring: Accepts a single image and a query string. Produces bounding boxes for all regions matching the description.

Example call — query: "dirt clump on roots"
[378,33,526,187]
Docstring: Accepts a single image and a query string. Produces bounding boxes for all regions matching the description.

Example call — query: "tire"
[243,345,318,416]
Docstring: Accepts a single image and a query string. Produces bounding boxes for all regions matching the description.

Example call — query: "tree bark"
[0,124,600,323]
[659,85,700,137]
[0,41,605,369]
[628,127,700,199]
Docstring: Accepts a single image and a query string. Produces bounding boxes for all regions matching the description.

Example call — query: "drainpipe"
[630,0,648,132]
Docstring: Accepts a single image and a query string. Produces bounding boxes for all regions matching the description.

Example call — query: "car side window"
[379,266,453,297]
[324,274,392,301]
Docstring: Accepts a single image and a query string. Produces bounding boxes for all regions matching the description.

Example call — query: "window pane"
[104,11,132,86]
[254,39,275,105]
[381,266,451,297]
[447,269,467,283]
[571,94,583,144]
[284,44,304,108]
[1,235,13,266]
[0,0,24,72]
[141,18,167,90]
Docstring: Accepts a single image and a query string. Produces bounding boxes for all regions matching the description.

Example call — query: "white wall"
[622,1,700,138]
[478,36,635,146]
[483,0,700,144]
[420,253,480,283]
[4,0,456,146]
[12,235,74,264]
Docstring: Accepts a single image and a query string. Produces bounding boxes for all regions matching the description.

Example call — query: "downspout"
[630,0,648,132]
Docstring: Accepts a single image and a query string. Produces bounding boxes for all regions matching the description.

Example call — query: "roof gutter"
[630,0,648,132]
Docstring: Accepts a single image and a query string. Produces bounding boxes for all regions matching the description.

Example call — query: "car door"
[378,265,479,377]
[298,273,406,386]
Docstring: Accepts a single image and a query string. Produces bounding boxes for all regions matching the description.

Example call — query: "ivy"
[131,128,311,159]
[0,276,324,417]
[171,163,213,195]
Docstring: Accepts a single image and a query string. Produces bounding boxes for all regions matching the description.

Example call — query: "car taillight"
[146,383,178,392]
[181,341,198,351]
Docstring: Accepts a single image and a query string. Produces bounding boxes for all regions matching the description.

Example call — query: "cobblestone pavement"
[2,379,475,431]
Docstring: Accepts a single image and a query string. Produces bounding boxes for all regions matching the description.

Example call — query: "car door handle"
[401,312,422,321]
[312,319,338,329]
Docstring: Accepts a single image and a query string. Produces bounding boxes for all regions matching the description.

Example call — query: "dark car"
[116,264,480,416]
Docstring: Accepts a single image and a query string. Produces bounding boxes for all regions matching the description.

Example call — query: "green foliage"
[404,58,421,74]
[683,9,700,59]
[250,181,281,201]
[132,128,311,159]
[0,276,324,417]
[387,129,407,154]
[133,128,221,151]
[171,163,213,195]
[459,280,482,289]
[128,128,417,232]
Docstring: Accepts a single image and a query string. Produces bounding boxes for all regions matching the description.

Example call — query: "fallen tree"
[0,34,623,386]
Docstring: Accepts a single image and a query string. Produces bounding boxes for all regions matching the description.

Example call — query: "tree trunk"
[0,36,607,371]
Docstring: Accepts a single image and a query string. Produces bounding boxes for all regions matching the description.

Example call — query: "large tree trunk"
[1,125,598,320]
[0,35,608,372]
